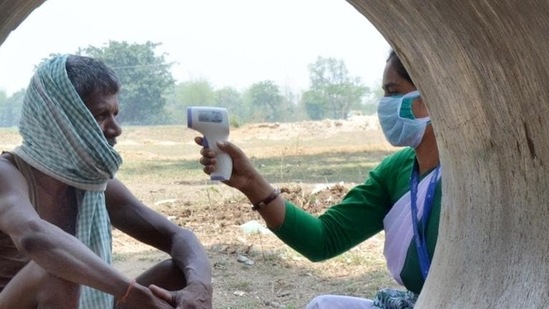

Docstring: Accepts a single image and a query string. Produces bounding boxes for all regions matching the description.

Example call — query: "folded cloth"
[372,288,418,309]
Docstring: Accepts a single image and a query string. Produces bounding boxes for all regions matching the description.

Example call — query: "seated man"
[0,54,212,309]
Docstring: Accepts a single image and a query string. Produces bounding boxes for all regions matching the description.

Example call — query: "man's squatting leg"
[0,261,80,309]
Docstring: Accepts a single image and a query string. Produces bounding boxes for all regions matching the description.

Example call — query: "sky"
[0,0,391,97]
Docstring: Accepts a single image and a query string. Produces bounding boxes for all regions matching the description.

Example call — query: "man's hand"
[116,282,175,309]
[149,282,213,309]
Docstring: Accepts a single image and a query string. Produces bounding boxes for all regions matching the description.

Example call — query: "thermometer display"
[198,110,223,123]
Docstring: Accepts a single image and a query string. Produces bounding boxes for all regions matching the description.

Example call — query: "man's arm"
[105,178,212,307]
[0,160,171,308]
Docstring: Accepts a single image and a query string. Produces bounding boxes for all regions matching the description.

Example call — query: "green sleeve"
[273,148,416,262]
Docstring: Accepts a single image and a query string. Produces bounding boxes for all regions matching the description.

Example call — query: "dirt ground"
[0,115,399,309]
[106,115,400,309]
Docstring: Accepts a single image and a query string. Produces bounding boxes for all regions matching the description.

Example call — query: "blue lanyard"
[410,160,440,280]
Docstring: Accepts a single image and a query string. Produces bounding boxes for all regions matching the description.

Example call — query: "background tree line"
[0,40,383,127]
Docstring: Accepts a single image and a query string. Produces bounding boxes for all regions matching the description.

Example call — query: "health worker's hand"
[195,137,262,193]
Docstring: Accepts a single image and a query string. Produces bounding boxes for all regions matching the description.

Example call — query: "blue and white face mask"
[377,90,430,148]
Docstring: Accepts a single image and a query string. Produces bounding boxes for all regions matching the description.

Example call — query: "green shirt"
[273,147,442,294]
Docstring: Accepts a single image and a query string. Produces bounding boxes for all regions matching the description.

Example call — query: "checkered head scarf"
[12,54,122,309]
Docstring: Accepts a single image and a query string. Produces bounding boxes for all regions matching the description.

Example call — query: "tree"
[301,90,325,120]
[214,87,244,125]
[243,81,283,122]
[302,56,368,120]
[174,79,216,108]
[362,85,384,115]
[279,87,308,122]
[79,41,175,125]
[165,79,216,123]
[0,90,7,126]
[0,90,25,127]
[348,0,549,307]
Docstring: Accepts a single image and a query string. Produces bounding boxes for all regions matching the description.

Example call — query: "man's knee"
[36,272,80,308]
[0,262,80,309]
[136,259,186,290]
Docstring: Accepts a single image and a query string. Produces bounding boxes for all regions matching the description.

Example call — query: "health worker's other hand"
[149,282,212,309]
[194,137,261,192]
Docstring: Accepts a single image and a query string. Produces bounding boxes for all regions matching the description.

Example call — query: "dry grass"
[0,117,402,308]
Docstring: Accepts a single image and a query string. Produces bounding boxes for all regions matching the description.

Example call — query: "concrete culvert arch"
[348,1,549,308]
[3,0,549,307]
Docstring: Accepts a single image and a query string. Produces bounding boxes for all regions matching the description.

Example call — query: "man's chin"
[107,140,117,147]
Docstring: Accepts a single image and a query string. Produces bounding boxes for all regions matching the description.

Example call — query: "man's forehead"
[84,94,119,111]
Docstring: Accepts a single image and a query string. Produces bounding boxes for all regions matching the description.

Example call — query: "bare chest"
[33,184,79,236]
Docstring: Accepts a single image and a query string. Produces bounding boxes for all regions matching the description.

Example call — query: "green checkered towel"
[13,54,122,309]
[372,288,418,308]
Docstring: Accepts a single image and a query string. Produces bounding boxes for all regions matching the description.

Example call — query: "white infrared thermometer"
[187,106,232,181]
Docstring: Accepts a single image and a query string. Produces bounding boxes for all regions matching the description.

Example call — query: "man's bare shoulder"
[0,153,21,177]
[0,153,34,234]
[105,177,142,209]
[0,153,28,197]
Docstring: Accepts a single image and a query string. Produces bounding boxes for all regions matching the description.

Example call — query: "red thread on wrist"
[116,279,136,307]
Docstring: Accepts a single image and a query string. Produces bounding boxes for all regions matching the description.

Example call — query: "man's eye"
[95,114,107,122]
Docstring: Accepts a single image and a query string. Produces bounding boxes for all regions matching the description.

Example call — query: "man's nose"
[104,116,122,137]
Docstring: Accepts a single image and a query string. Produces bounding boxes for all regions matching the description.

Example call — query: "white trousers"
[305,295,374,309]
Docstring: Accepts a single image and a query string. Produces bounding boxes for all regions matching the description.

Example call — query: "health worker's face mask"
[377,90,430,148]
